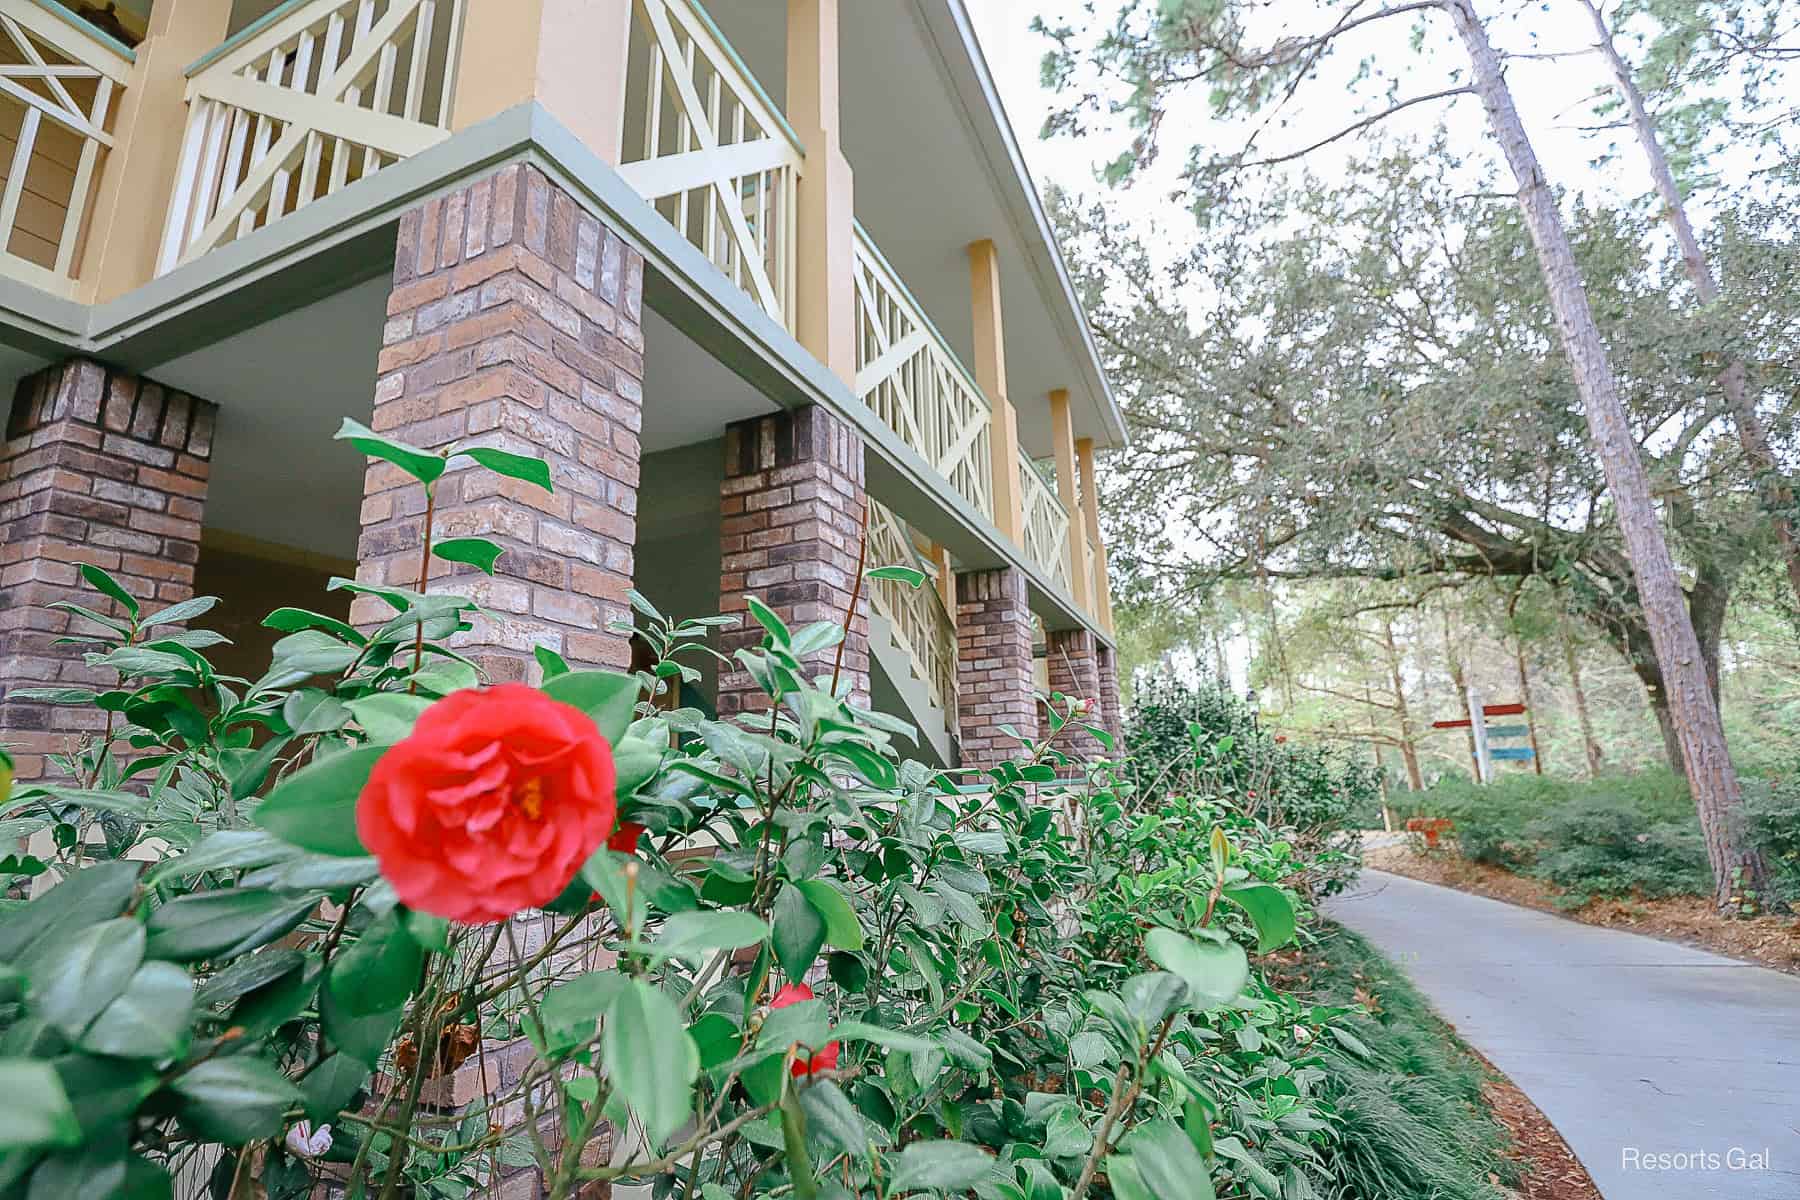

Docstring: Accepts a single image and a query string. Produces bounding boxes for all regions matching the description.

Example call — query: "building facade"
[0,0,1124,782]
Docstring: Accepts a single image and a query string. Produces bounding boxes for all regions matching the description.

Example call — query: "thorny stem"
[828,501,871,699]
[1068,1013,1179,1200]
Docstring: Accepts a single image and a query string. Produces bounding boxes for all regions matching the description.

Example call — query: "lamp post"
[1245,686,1259,733]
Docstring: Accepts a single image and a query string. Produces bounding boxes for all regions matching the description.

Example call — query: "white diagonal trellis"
[851,221,996,522]
[619,0,800,329]
[158,0,464,274]
[0,0,131,294]
[866,498,957,722]
[1019,458,1072,594]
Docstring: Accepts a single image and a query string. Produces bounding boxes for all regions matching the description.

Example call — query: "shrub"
[1526,796,1713,904]
[0,418,1380,1199]
[1743,772,1800,902]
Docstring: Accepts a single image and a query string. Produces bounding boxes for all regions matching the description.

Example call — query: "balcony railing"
[0,0,131,296]
[867,498,957,723]
[1019,459,1072,594]
[851,220,995,521]
[158,0,464,274]
[620,0,801,332]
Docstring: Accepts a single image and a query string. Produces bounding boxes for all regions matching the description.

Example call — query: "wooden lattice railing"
[0,0,131,295]
[1020,459,1072,594]
[620,0,800,330]
[852,221,995,521]
[158,0,464,274]
[867,498,957,723]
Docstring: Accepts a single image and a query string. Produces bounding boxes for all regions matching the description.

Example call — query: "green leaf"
[772,884,826,979]
[335,417,445,485]
[142,595,218,627]
[326,909,422,1016]
[613,735,663,799]
[829,1021,938,1055]
[345,693,432,745]
[146,830,299,885]
[799,1080,877,1158]
[540,670,638,744]
[454,445,554,492]
[320,961,405,1064]
[262,607,366,645]
[647,911,770,966]
[538,971,627,1055]
[253,745,382,857]
[172,1056,304,1144]
[1220,883,1297,954]
[888,1140,996,1194]
[0,860,131,966]
[603,979,696,1146]
[145,889,321,962]
[78,564,138,618]
[301,1052,372,1124]
[743,597,791,646]
[1122,1120,1215,1200]
[535,644,571,680]
[432,536,506,575]
[866,565,926,588]
[268,629,360,676]
[1143,928,1248,1009]
[0,1060,79,1150]
[194,949,306,1009]
[28,919,145,1037]
[82,962,194,1060]
[796,879,863,951]
[404,909,450,952]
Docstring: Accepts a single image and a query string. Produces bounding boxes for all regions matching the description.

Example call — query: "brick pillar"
[1096,642,1124,748]
[717,406,868,717]
[954,566,1037,770]
[358,165,645,682]
[0,360,214,781]
[1045,627,1104,760]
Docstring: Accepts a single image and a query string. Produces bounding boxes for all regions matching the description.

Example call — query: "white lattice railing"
[1085,538,1099,611]
[621,0,800,330]
[0,1,131,295]
[867,498,957,723]
[1020,459,1072,593]
[158,0,464,274]
[853,221,995,521]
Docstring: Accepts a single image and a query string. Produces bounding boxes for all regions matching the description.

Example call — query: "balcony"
[0,0,132,297]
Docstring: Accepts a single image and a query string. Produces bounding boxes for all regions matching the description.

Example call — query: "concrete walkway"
[1325,870,1800,1200]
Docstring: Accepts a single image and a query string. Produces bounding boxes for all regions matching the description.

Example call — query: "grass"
[1303,923,1518,1200]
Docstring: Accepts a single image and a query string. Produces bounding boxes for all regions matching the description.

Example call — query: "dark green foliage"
[1742,772,1800,900]
[1306,926,1517,1200]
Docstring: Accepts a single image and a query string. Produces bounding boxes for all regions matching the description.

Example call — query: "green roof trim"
[28,0,136,64]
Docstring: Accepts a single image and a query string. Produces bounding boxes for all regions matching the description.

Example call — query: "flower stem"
[409,484,437,694]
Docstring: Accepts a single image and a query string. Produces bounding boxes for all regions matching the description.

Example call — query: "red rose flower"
[608,821,646,855]
[357,683,617,923]
[770,982,840,1078]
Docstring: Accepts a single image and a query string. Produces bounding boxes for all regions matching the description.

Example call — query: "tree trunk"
[1513,638,1545,775]
[1441,605,1479,778]
[1381,619,1426,790]
[1563,636,1604,780]
[1581,0,1800,611]
[1448,0,1770,910]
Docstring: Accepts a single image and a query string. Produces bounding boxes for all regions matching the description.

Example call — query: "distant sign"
[1489,746,1536,762]
[1431,702,1527,730]
[1485,724,1530,739]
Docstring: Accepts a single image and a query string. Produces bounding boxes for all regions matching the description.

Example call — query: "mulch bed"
[1365,842,1800,975]
[1476,1053,1603,1200]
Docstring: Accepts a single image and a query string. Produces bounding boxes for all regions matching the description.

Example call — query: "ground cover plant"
[1392,771,1798,909]
[0,419,1512,1199]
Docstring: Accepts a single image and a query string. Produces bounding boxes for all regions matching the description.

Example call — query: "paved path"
[1325,870,1800,1199]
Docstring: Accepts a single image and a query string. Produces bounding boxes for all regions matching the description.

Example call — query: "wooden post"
[1075,437,1113,632]
[451,0,632,164]
[80,0,235,301]
[1050,389,1091,611]
[788,0,855,382]
[969,238,1024,544]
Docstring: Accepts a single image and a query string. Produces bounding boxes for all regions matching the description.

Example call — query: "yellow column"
[929,542,956,621]
[788,0,856,382]
[81,0,235,302]
[451,0,633,164]
[969,238,1024,543]
[1077,437,1114,632]
[1050,388,1091,612]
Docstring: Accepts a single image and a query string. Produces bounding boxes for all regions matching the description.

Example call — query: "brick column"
[1045,627,1104,760]
[358,165,645,683]
[0,360,215,781]
[717,406,868,717]
[954,566,1037,770]
[1096,642,1124,748]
